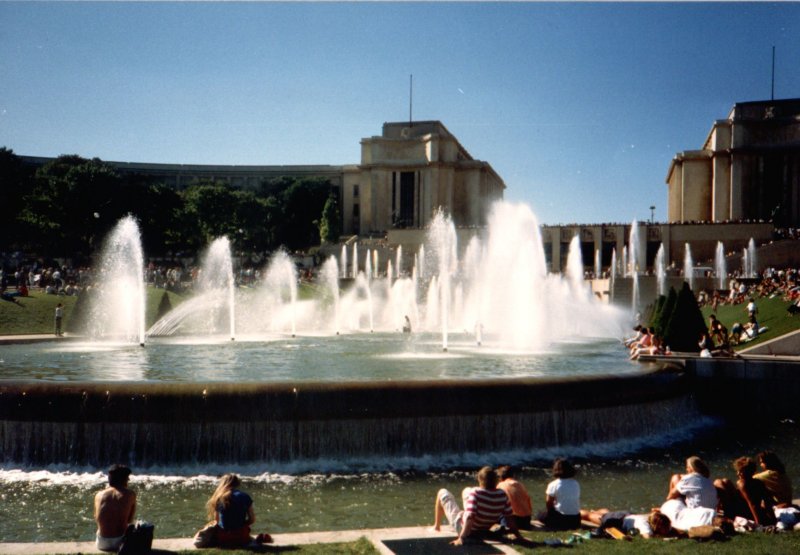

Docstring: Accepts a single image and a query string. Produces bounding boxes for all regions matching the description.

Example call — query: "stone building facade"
[666,98,800,226]
[21,121,504,240]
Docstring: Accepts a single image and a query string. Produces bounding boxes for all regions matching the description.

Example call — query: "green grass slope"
[701,294,800,351]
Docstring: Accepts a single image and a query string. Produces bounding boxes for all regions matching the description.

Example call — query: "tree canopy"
[0,149,336,262]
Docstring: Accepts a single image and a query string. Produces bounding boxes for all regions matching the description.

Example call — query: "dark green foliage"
[156,291,172,320]
[2,148,338,258]
[653,288,677,338]
[663,282,707,352]
[319,193,342,244]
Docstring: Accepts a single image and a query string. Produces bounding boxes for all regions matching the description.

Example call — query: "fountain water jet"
[85,215,146,345]
[747,238,757,277]
[655,243,666,297]
[684,243,694,292]
[715,241,726,289]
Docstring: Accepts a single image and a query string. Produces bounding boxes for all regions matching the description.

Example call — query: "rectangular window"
[399,171,415,228]
[353,184,359,197]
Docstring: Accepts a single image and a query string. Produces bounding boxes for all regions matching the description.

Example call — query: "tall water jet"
[566,235,586,298]
[715,241,726,289]
[742,247,749,279]
[351,242,358,279]
[396,245,403,277]
[747,238,757,277]
[418,245,426,281]
[683,243,694,293]
[427,211,457,351]
[260,250,299,336]
[372,250,379,278]
[629,221,640,313]
[610,248,617,283]
[365,249,373,281]
[655,243,666,297]
[86,215,146,345]
[320,256,340,334]
[198,237,236,340]
[340,245,348,279]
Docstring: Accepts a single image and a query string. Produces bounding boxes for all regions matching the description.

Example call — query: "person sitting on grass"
[496,465,532,530]
[754,451,794,508]
[205,474,272,548]
[714,456,775,525]
[433,466,524,545]
[666,456,718,510]
[537,458,581,530]
[579,507,673,538]
[94,464,137,552]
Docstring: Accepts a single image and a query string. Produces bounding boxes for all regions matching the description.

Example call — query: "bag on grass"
[118,520,154,554]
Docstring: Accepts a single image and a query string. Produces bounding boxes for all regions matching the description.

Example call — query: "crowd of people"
[430,453,797,547]
[94,452,795,551]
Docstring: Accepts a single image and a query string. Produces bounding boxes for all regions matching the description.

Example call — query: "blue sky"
[1,2,798,225]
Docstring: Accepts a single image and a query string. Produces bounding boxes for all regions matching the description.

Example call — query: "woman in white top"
[666,455,718,510]
[537,458,581,530]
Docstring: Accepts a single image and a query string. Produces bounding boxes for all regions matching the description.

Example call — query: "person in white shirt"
[666,455,718,510]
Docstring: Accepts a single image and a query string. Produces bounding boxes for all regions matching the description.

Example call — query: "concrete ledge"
[0,526,522,555]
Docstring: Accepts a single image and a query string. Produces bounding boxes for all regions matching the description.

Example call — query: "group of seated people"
[625,326,667,359]
[431,452,796,545]
[94,466,272,552]
[95,452,795,550]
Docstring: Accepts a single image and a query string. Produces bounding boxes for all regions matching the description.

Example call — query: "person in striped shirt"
[433,466,524,545]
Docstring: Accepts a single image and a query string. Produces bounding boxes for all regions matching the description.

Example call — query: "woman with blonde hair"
[203,474,271,547]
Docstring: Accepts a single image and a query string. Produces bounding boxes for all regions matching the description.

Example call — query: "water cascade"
[715,241,726,289]
[684,243,694,292]
[84,216,147,345]
[655,243,666,297]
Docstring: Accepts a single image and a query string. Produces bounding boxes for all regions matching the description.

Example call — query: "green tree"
[276,177,331,250]
[0,147,33,250]
[664,282,707,352]
[182,181,242,244]
[19,155,123,257]
[318,193,342,244]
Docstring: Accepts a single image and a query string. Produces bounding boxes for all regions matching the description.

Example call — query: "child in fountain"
[433,466,523,545]
[537,458,581,530]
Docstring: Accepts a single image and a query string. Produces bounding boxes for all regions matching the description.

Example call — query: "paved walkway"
[0,526,524,555]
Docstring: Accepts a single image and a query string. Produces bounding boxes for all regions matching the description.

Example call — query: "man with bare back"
[94,464,137,552]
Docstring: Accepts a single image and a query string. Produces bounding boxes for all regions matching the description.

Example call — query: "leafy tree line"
[0,147,342,262]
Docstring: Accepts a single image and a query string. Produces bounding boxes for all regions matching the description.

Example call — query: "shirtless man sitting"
[94,464,137,552]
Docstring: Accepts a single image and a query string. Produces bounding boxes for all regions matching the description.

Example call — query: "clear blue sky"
[1,2,798,225]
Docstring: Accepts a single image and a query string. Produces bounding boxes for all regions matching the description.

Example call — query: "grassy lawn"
[49,532,800,554]
[0,286,185,336]
[513,529,800,554]
[700,294,800,351]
